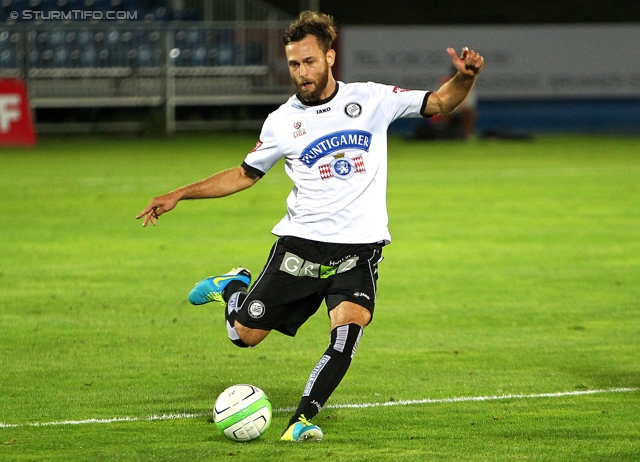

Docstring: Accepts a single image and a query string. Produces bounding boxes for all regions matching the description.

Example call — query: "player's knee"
[229,337,250,348]
[235,322,270,347]
[226,320,251,348]
[329,301,372,330]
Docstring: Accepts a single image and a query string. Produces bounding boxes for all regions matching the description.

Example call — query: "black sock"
[288,323,363,427]
[225,289,249,348]
[223,281,248,302]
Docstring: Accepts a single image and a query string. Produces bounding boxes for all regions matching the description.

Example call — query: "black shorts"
[236,236,384,337]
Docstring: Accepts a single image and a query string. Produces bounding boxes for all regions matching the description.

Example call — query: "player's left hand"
[447,47,484,77]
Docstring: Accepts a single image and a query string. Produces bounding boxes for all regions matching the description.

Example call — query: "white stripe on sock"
[303,355,331,397]
[351,327,363,359]
[227,292,241,315]
[226,321,240,341]
[333,325,349,353]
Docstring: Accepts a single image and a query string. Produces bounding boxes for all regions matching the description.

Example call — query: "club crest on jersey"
[300,130,372,167]
[319,153,366,180]
[344,102,362,118]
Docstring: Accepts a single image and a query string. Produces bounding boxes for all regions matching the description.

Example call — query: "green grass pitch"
[1,133,639,461]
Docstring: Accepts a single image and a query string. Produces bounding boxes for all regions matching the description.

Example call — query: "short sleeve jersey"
[243,81,430,245]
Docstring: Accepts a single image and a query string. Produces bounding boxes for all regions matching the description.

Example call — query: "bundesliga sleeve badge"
[319,153,366,180]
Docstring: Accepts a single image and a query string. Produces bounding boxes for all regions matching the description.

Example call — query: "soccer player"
[137,11,483,442]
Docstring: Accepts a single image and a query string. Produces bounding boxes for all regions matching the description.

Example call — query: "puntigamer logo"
[299,130,372,168]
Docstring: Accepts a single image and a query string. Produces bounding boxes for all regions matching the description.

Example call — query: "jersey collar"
[296,82,340,107]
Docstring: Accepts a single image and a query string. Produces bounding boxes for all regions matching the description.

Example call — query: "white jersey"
[243,81,429,245]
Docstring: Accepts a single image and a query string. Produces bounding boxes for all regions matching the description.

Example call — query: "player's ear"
[326,48,335,67]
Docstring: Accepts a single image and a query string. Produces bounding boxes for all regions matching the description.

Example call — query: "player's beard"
[293,63,330,104]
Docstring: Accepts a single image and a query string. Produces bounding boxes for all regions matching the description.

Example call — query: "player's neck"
[299,78,339,107]
[320,77,337,101]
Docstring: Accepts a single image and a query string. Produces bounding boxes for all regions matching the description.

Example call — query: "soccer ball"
[213,384,272,442]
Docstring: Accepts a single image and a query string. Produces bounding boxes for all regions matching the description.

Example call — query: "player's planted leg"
[280,415,324,442]
[281,323,363,441]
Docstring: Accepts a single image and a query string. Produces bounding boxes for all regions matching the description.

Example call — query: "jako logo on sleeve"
[299,130,372,168]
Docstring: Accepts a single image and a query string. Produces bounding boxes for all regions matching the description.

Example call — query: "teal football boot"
[188,267,251,306]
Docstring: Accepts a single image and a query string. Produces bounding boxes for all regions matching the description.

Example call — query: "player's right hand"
[136,195,178,227]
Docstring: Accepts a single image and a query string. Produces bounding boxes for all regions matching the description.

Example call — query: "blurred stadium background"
[0,0,639,139]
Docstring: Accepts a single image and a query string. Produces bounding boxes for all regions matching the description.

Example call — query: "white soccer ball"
[213,384,272,442]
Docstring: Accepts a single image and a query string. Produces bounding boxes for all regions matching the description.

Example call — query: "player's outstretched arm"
[136,165,260,227]
[424,47,484,116]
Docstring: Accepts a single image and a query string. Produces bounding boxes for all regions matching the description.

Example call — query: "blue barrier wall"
[477,99,640,134]
[390,99,640,136]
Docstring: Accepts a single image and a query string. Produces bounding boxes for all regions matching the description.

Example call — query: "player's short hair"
[283,11,337,53]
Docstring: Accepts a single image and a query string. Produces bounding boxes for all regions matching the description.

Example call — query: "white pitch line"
[310,387,640,412]
[1,387,636,429]
[0,413,207,429]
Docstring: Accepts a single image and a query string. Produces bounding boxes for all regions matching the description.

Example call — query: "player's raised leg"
[188,267,257,347]
[188,267,251,306]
